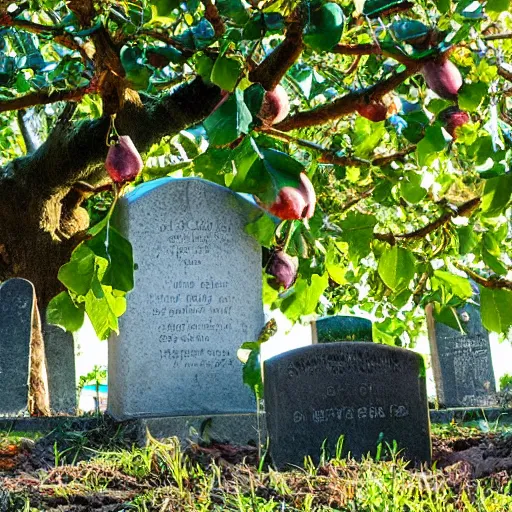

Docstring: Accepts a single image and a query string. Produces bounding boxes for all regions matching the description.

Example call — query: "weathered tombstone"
[426,303,497,408]
[108,178,264,419]
[264,343,431,468]
[312,315,373,343]
[0,279,34,415]
[43,319,76,414]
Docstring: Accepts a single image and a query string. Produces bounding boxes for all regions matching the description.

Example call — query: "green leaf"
[399,172,427,204]
[242,348,262,399]
[458,82,488,112]
[481,174,512,217]
[46,292,85,332]
[281,273,329,322]
[85,280,126,340]
[486,0,510,13]
[378,246,416,292]
[203,89,252,146]
[85,227,135,293]
[217,0,249,24]
[416,125,447,166]
[457,226,478,255]
[58,244,98,296]
[482,233,507,275]
[339,212,377,263]
[432,270,473,299]
[245,213,276,248]
[480,287,512,333]
[352,116,386,157]
[235,146,304,204]
[211,56,242,92]
[390,19,429,42]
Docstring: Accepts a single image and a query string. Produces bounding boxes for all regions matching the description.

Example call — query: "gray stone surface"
[426,303,497,408]
[108,178,264,419]
[313,315,373,343]
[43,318,76,414]
[137,413,265,447]
[264,343,431,468]
[0,279,34,415]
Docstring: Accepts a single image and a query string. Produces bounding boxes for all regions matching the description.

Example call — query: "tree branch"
[249,6,305,90]
[0,86,90,114]
[1,78,221,195]
[374,197,481,243]
[332,43,418,66]
[274,65,421,131]
[202,0,225,38]
[483,32,512,41]
[454,263,512,291]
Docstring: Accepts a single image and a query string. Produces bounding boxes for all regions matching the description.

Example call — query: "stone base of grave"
[136,413,265,447]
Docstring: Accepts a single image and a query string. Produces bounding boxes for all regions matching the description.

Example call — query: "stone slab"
[137,413,265,447]
[108,178,264,419]
[264,343,431,469]
[426,303,497,408]
[0,279,34,416]
[43,319,76,414]
[313,315,373,343]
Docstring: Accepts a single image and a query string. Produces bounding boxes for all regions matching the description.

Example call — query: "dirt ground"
[0,424,511,511]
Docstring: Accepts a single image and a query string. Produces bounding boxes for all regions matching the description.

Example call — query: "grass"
[1,422,512,511]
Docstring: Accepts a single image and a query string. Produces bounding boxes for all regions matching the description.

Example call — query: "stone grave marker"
[313,315,373,343]
[108,178,264,419]
[264,343,431,468]
[0,279,34,415]
[426,303,497,408]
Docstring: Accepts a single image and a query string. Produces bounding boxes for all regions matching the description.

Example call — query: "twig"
[202,0,225,38]
[332,43,418,66]
[454,263,512,291]
[374,197,481,243]
[483,32,512,41]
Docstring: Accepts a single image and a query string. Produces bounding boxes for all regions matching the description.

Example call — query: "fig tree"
[257,85,290,126]
[304,2,345,51]
[105,135,143,184]
[264,173,316,220]
[267,250,299,289]
[421,58,462,101]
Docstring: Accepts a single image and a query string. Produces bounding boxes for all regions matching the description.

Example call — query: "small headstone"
[0,279,34,415]
[108,178,264,419]
[313,315,373,343]
[43,318,76,414]
[426,303,497,408]
[264,343,431,468]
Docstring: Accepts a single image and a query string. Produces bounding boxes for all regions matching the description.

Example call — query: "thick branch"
[274,65,421,131]
[202,0,225,38]
[1,78,221,195]
[374,197,481,243]
[249,7,305,90]
[454,263,512,291]
[0,86,90,113]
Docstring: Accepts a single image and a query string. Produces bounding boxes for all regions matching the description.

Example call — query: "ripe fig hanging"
[263,173,316,221]
[421,58,462,101]
[357,102,388,122]
[267,250,299,290]
[439,107,470,138]
[105,136,143,184]
[257,85,290,126]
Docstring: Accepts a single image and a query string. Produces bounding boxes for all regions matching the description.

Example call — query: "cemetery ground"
[1,418,512,511]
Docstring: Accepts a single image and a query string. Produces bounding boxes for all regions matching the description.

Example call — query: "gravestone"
[264,343,431,468]
[313,315,373,343]
[43,319,76,414]
[0,279,34,415]
[108,177,264,419]
[426,303,497,408]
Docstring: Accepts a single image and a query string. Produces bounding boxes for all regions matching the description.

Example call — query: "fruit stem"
[106,114,120,147]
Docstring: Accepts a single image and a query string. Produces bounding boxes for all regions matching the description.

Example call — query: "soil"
[0,428,511,511]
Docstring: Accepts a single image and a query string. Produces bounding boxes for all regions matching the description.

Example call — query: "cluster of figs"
[359,53,469,138]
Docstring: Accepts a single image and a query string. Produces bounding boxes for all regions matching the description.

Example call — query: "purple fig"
[105,135,143,184]
[258,85,290,126]
[267,251,299,289]
[421,58,462,101]
[439,107,470,138]
[263,173,316,221]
